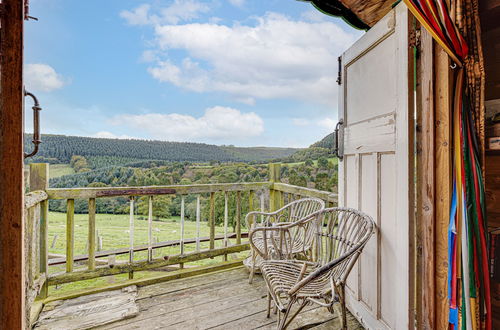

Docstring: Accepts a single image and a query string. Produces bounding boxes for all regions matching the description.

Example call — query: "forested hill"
[24,134,299,165]
[310,132,334,149]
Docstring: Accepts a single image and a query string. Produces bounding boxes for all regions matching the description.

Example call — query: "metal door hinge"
[409,28,421,49]
[336,56,342,85]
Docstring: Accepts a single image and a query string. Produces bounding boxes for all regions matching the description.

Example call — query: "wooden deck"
[93,267,363,330]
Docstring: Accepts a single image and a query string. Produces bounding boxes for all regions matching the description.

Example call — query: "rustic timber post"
[268,163,281,211]
[29,163,49,298]
[0,0,25,327]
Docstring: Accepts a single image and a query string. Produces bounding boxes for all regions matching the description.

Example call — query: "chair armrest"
[249,224,298,259]
[245,210,280,228]
[287,248,359,296]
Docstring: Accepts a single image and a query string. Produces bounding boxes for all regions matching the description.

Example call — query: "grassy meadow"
[47,211,248,296]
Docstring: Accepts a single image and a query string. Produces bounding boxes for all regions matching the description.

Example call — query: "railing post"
[88,198,96,270]
[236,191,241,245]
[268,163,281,211]
[209,192,215,250]
[66,199,75,273]
[29,163,49,298]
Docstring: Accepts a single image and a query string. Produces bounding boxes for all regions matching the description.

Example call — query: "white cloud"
[120,4,151,25]
[93,131,135,140]
[110,106,264,142]
[147,13,361,105]
[317,117,336,130]
[120,1,210,26]
[228,0,245,8]
[292,117,337,130]
[24,64,65,92]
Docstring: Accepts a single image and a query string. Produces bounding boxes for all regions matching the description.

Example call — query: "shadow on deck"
[36,267,363,329]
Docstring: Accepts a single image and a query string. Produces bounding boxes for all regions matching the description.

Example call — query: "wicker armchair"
[254,207,375,330]
[245,197,325,283]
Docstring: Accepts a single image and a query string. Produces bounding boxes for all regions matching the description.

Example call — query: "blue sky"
[25,0,363,147]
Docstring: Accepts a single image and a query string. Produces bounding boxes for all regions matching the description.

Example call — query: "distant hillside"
[275,133,334,163]
[310,132,334,149]
[24,134,299,166]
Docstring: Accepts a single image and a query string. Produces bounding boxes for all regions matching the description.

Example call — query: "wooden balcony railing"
[25,162,337,324]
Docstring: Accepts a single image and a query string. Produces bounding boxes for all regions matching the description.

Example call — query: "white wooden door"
[337,4,411,330]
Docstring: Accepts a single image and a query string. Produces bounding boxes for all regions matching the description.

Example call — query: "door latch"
[333,119,344,160]
[24,90,42,158]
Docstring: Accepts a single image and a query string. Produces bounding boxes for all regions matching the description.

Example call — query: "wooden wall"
[480,0,500,328]
[0,0,26,328]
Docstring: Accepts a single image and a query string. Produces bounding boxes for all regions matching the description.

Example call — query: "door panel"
[338,3,410,329]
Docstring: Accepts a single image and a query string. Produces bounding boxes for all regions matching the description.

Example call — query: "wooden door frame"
[0,0,25,328]
[414,21,453,330]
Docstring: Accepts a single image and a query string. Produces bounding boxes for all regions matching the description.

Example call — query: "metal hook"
[24,89,42,158]
[450,62,457,69]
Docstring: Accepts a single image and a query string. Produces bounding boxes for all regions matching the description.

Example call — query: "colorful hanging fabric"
[402,0,491,329]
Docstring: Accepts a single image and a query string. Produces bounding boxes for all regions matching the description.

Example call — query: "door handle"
[24,90,42,158]
[333,119,344,160]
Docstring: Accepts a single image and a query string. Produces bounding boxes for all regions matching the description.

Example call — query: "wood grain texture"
[0,0,25,328]
[434,47,452,330]
[416,28,436,330]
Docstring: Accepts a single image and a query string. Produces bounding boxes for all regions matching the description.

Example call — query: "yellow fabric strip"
[403,0,462,66]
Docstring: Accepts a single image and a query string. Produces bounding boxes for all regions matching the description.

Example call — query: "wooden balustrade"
[25,162,338,302]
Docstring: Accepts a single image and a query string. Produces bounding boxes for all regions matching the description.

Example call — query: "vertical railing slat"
[88,198,96,271]
[236,191,241,245]
[66,199,75,273]
[224,192,229,261]
[180,195,185,268]
[129,197,135,279]
[248,190,255,229]
[260,192,265,223]
[196,195,201,251]
[148,196,153,262]
[209,192,215,250]
[39,198,49,298]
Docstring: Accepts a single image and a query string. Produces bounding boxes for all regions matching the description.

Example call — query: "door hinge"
[409,28,421,49]
[336,56,342,85]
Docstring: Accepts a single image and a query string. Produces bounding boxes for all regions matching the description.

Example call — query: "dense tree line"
[24,134,299,165]
[48,158,337,226]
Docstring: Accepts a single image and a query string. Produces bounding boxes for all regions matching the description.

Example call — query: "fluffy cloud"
[146,13,360,105]
[24,64,65,92]
[293,117,337,131]
[110,106,264,142]
[120,1,210,26]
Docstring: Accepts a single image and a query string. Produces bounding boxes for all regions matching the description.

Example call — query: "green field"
[285,157,338,167]
[49,164,75,178]
[47,212,248,296]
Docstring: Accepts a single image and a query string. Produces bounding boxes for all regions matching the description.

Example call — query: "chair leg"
[249,250,256,284]
[266,292,272,318]
[339,285,347,330]
[276,298,296,330]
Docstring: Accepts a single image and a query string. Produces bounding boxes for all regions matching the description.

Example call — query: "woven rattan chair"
[253,207,375,330]
[245,197,325,283]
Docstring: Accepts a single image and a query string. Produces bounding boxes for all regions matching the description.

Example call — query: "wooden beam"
[434,47,452,330]
[44,262,245,304]
[0,0,25,328]
[46,182,271,200]
[29,163,50,298]
[48,244,250,285]
[272,183,338,203]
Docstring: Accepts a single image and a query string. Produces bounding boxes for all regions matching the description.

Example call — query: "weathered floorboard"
[92,267,363,330]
